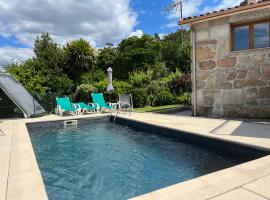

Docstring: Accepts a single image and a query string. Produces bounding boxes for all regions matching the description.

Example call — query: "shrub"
[75,84,96,102]
[145,81,161,106]
[178,92,191,105]
[93,79,108,93]
[131,88,147,108]
[113,81,133,95]
[129,70,152,87]
[81,69,107,84]
[170,73,192,94]
[153,90,175,106]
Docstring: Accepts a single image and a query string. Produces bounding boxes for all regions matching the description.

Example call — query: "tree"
[33,33,74,95]
[115,35,162,79]
[5,60,46,95]
[6,33,74,96]
[162,30,191,73]
[96,47,118,72]
[64,38,95,86]
[34,32,65,71]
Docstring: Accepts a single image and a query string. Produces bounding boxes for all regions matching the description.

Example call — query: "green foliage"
[75,84,96,102]
[153,90,175,106]
[128,70,152,87]
[97,47,117,71]
[178,92,191,105]
[113,81,133,95]
[5,61,46,95]
[34,32,65,71]
[81,69,107,84]
[145,81,161,106]
[6,33,74,96]
[64,38,95,85]
[162,30,191,73]
[93,79,108,93]
[4,30,192,109]
[132,88,147,108]
[115,35,162,79]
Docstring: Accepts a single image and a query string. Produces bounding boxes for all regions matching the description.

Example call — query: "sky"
[0,0,243,66]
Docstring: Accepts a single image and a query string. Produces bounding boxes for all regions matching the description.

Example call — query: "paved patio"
[0,112,270,200]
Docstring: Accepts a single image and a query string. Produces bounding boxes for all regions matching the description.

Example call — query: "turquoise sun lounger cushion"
[56,97,77,111]
[76,102,96,110]
[91,93,113,109]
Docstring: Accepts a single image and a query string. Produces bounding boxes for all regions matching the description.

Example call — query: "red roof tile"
[179,0,270,25]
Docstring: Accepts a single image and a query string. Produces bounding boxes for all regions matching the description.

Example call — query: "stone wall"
[193,8,270,118]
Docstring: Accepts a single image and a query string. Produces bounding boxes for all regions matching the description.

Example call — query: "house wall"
[193,8,270,118]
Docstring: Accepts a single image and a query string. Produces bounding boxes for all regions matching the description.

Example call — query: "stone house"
[180,0,270,118]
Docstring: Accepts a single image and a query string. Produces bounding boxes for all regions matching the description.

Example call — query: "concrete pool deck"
[0,113,270,200]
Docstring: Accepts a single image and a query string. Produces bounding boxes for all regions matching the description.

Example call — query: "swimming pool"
[28,117,254,200]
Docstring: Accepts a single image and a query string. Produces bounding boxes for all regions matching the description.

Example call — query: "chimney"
[248,0,258,4]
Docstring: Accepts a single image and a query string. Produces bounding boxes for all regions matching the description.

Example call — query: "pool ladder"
[110,109,119,122]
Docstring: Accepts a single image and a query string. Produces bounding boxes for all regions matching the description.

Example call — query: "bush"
[170,73,192,94]
[132,88,147,108]
[178,92,191,105]
[129,70,152,87]
[81,69,107,84]
[153,90,175,106]
[145,81,161,106]
[93,79,108,93]
[113,81,133,95]
[75,84,96,102]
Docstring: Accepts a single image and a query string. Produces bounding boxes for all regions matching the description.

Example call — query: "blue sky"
[131,0,178,35]
[0,0,242,66]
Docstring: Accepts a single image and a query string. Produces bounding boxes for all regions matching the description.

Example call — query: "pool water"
[29,118,242,200]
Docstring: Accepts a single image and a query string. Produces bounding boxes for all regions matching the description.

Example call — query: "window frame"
[231,19,270,51]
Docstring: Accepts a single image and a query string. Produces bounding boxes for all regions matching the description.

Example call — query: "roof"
[179,0,270,25]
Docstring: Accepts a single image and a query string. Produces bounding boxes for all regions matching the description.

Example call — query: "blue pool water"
[29,118,242,200]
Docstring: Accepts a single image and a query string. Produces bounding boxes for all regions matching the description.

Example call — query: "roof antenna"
[163,1,184,47]
[163,0,183,19]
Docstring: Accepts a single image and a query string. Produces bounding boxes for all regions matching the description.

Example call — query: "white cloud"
[164,22,178,29]
[0,46,34,66]
[0,0,137,47]
[167,0,243,20]
[128,29,144,38]
[158,33,167,40]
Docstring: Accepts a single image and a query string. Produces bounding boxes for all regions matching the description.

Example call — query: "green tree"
[34,32,65,71]
[33,33,74,95]
[81,69,107,84]
[6,33,74,95]
[5,60,46,95]
[115,34,162,79]
[97,47,118,72]
[64,38,95,86]
[162,30,191,73]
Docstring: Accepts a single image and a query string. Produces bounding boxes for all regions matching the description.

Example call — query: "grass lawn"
[134,104,181,112]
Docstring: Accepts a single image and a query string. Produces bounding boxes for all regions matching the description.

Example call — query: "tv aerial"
[163,1,184,46]
[163,0,183,19]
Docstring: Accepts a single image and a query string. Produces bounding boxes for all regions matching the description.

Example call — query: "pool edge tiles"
[6,120,48,200]
[129,155,270,200]
[112,116,270,159]
[3,114,270,200]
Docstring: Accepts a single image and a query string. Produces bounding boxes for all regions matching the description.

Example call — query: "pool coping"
[1,114,270,200]
[114,116,270,155]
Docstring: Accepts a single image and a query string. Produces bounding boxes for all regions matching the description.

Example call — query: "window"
[254,23,269,48]
[231,20,270,51]
[234,26,249,50]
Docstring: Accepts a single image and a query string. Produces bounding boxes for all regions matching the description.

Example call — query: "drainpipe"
[191,24,197,117]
